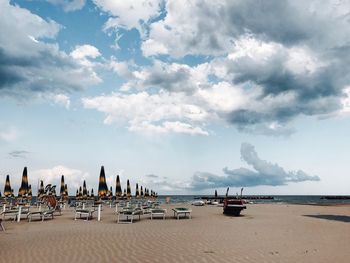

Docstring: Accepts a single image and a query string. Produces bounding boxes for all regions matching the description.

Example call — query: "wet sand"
[1,203,350,263]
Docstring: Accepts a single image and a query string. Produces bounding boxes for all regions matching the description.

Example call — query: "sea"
[156,195,350,205]
[3,195,350,205]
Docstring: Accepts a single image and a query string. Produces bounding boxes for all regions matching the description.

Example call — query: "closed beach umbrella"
[64,184,68,197]
[19,167,29,197]
[123,189,126,197]
[28,184,32,198]
[82,180,88,199]
[126,179,131,199]
[215,190,218,198]
[135,183,139,198]
[0,190,2,197]
[115,175,122,198]
[140,186,144,197]
[79,186,82,199]
[98,166,108,199]
[60,175,65,197]
[76,189,79,199]
[91,188,94,197]
[4,175,12,197]
[38,180,45,199]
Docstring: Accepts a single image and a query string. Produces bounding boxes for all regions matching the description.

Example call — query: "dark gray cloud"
[190,143,319,190]
[0,0,100,99]
[8,150,30,159]
[138,0,350,135]
[145,174,159,178]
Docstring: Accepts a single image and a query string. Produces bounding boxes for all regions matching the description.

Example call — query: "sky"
[1,0,350,196]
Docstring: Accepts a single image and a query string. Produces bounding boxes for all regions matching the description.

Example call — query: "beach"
[1,203,350,263]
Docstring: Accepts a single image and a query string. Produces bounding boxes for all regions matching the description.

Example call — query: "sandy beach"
[1,203,350,263]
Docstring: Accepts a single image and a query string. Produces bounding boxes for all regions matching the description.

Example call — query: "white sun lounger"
[150,208,167,220]
[74,209,95,221]
[172,208,192,219]
[27,209,54,222]
[117,208,143,224]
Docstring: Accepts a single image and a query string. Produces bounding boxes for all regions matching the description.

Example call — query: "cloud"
[0,0,101,100]
[190,143,320,190]
[31,165,89,194]
[145,174,158,178]
[47,0,86,12]
[93,0,162,32]
[8,150,30,159]
[133,0,350,134]
[140,173,187,192]
[82,90,210,136]
[0,127,19,142]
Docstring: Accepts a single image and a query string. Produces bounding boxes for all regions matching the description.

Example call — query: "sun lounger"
[1,209,19,221]
[150,208,166,220]
[172,208,192,219]
[27,208,55,222]
[74,208,95,221]
[117,208,143,224]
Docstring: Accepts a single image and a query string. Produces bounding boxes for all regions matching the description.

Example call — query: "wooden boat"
[223,188,246,216]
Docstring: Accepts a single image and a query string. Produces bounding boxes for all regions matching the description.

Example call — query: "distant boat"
[192,200,205,206]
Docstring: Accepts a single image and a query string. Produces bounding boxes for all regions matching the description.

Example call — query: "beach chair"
[150,208,167,220]
[172,208,192,219]
[74,208,95,221]
[27,208,55,222]
[0,219,5,231]
[1,208,19,221]
[117,208,143,224]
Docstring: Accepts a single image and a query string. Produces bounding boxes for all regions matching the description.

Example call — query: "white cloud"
[0,127,19,142]
[47,0,86,12]
[82,90,213,135]
[31,165,89,194]
[70,44,101,60]
[93,0,162,32]
[51,94,71,109]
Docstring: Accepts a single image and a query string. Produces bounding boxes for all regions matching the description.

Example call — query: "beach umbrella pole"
[98,204,101,221]
[17,206,22,223]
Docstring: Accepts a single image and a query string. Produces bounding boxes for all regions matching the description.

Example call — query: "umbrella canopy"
[215,189,218,198]
[98,166,108,198]
[140,186,144,197]
[79,186,82,198]
[135,183,140,198]
[38,180,45,198]
[76,189,79,198]
[60,175,65,197]
[64,184,68,197]
[82,180,88,199]
[123,189,126,197]
[18,167,29,197]
[28,184,32,197]
[4,175,12,197]
[91,188,94,197]
[126,179,131,198]
[115,175,122,197]
[0,190,2,197]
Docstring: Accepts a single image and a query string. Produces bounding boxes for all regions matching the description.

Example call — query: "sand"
[1,203,350,263]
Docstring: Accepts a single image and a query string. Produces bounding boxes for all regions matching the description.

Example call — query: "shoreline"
[1,203,350,262]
